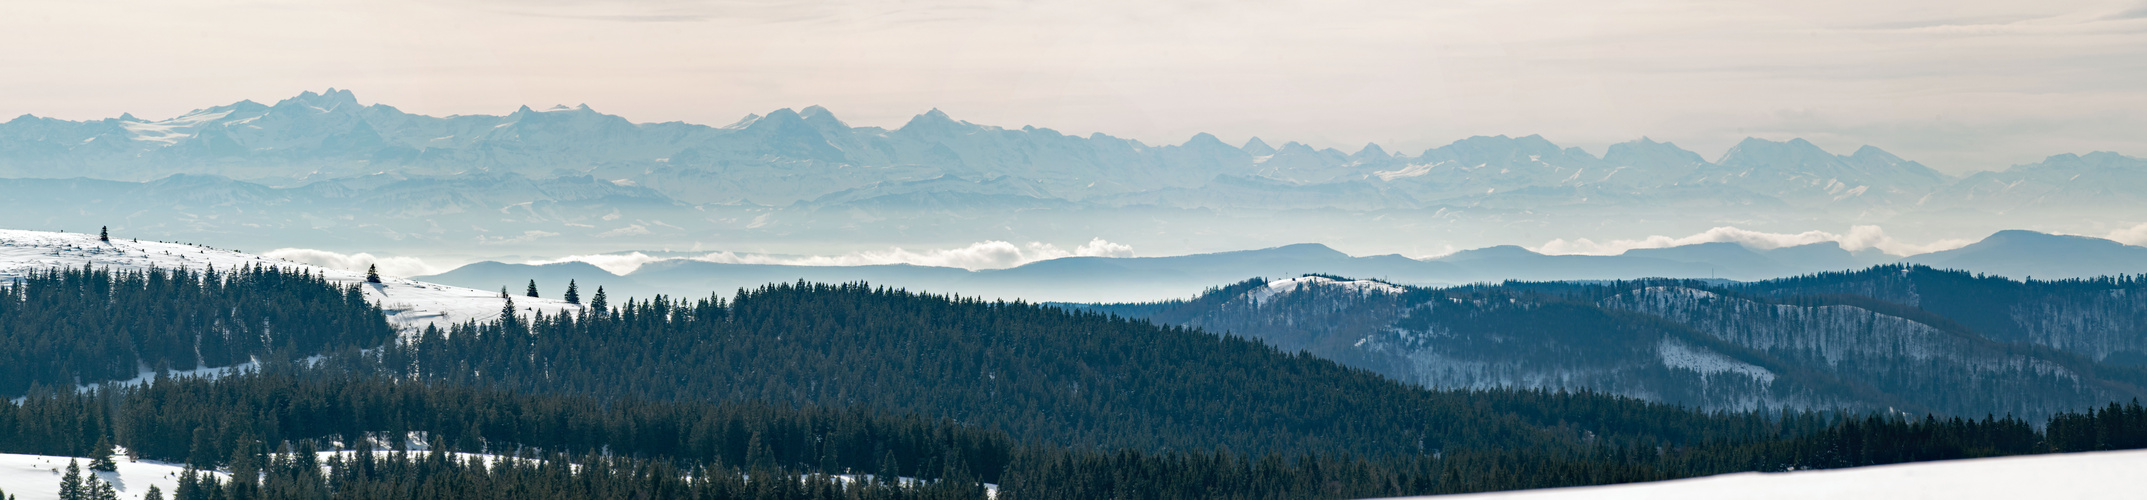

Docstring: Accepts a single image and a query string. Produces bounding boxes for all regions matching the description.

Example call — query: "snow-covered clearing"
[1246,276,1405,305]
[0,453,211,500]
[0,229,582,334]
[1389,448,2147,500]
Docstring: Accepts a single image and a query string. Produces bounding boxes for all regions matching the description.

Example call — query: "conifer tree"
[365,264,381,284]
[526,280,539,298]
[98,226,109,242]
[590,286,608,313]
[564,280,580,305]
[89,436,118,471]
[59,460,84,500]
[143,486,163,500]
[89,478,116,500]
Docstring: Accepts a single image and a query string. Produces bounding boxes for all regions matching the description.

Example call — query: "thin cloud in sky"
[2,0,2142,173]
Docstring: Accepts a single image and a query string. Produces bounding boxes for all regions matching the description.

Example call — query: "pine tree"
[89,436,118,471]
[365,264,381,284]
[89,478,116,500]
[144,485,164,500]
[98,226,109,242]
[60,460,84,500]
[526,280,539,298]
[564,280,581,305]
[590,286,608,313]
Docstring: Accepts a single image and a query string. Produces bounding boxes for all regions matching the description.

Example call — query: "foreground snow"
[0,229,581,334]
[0,453,209,500]
[1390,448,2147,500]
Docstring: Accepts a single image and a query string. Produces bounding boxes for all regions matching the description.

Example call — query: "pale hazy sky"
[4,0,2144,173]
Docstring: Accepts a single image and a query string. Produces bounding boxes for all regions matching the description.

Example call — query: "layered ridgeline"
[418,229,2147,304]
[10,237,2147,497]
[1079,266,2147,417]
[4,89,2145,257]
[7,89,2133,213]
[0,89,1961,209]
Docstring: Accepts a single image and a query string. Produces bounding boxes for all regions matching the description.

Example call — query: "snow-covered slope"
[0,229,580,334]
[0,453,210,500]
[1389,448,2147,500]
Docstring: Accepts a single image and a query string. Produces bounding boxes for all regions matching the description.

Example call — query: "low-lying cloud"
[528,238,1136,275]
[264,248,445,278]
[1533,226,1974,257]
[2099,222,2147,246]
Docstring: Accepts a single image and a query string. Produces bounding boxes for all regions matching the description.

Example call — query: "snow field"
[0,453,207,500]
[1391,448,2147,500]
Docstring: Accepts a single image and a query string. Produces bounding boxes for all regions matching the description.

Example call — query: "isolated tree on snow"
[59,460,84,500]
[589,286,608,313]
[98,226,109,243]
[366,264,382,284]
[564,280,580,305]
[143,485,163,500]
[526,280,539,298]
[89,436,118,471]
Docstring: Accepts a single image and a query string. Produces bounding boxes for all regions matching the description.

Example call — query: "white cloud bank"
[1533,226,1974,257]
[263,248,446,278]
[2097,223,2147,247]
[528,238,1136,275]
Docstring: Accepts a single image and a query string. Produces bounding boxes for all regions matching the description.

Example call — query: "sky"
[4,0,2145,174]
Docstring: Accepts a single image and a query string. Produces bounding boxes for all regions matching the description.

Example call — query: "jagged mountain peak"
[1243,137,1276,155]
[275,88,362,113]
[1352,143,1389,159]
[897,108,966,133]
[1850,144,1902,162]
[724,113,763,129]
[1184,132,1231,149]
[797,105,848,129]
[1603,137,1706,168]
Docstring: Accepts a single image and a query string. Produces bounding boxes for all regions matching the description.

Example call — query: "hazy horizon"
[8,0,2147,174]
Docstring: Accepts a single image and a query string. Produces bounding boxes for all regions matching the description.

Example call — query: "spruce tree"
[59,460,84,500]
[526,280,539,298]
[98,226,109,242]
[89,478,116,500]
[564,280,580,305]
[89,436,118,471]
[365,264,381,284]
[143,485,163,500]
[589,286,608,313]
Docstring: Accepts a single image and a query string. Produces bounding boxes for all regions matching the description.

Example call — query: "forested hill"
[1085,269,2147,418]
[0,264,393,395]
[340,282,1794,458]
[13,267,2147,498]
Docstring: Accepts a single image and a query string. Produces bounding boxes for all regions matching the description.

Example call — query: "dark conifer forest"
[0,264,392,395]
[6,268,2147,498]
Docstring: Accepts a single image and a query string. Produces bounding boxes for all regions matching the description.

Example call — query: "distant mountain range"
[416,229,2147,303]
[3,89,2139,212]
[4,89,2142,260]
